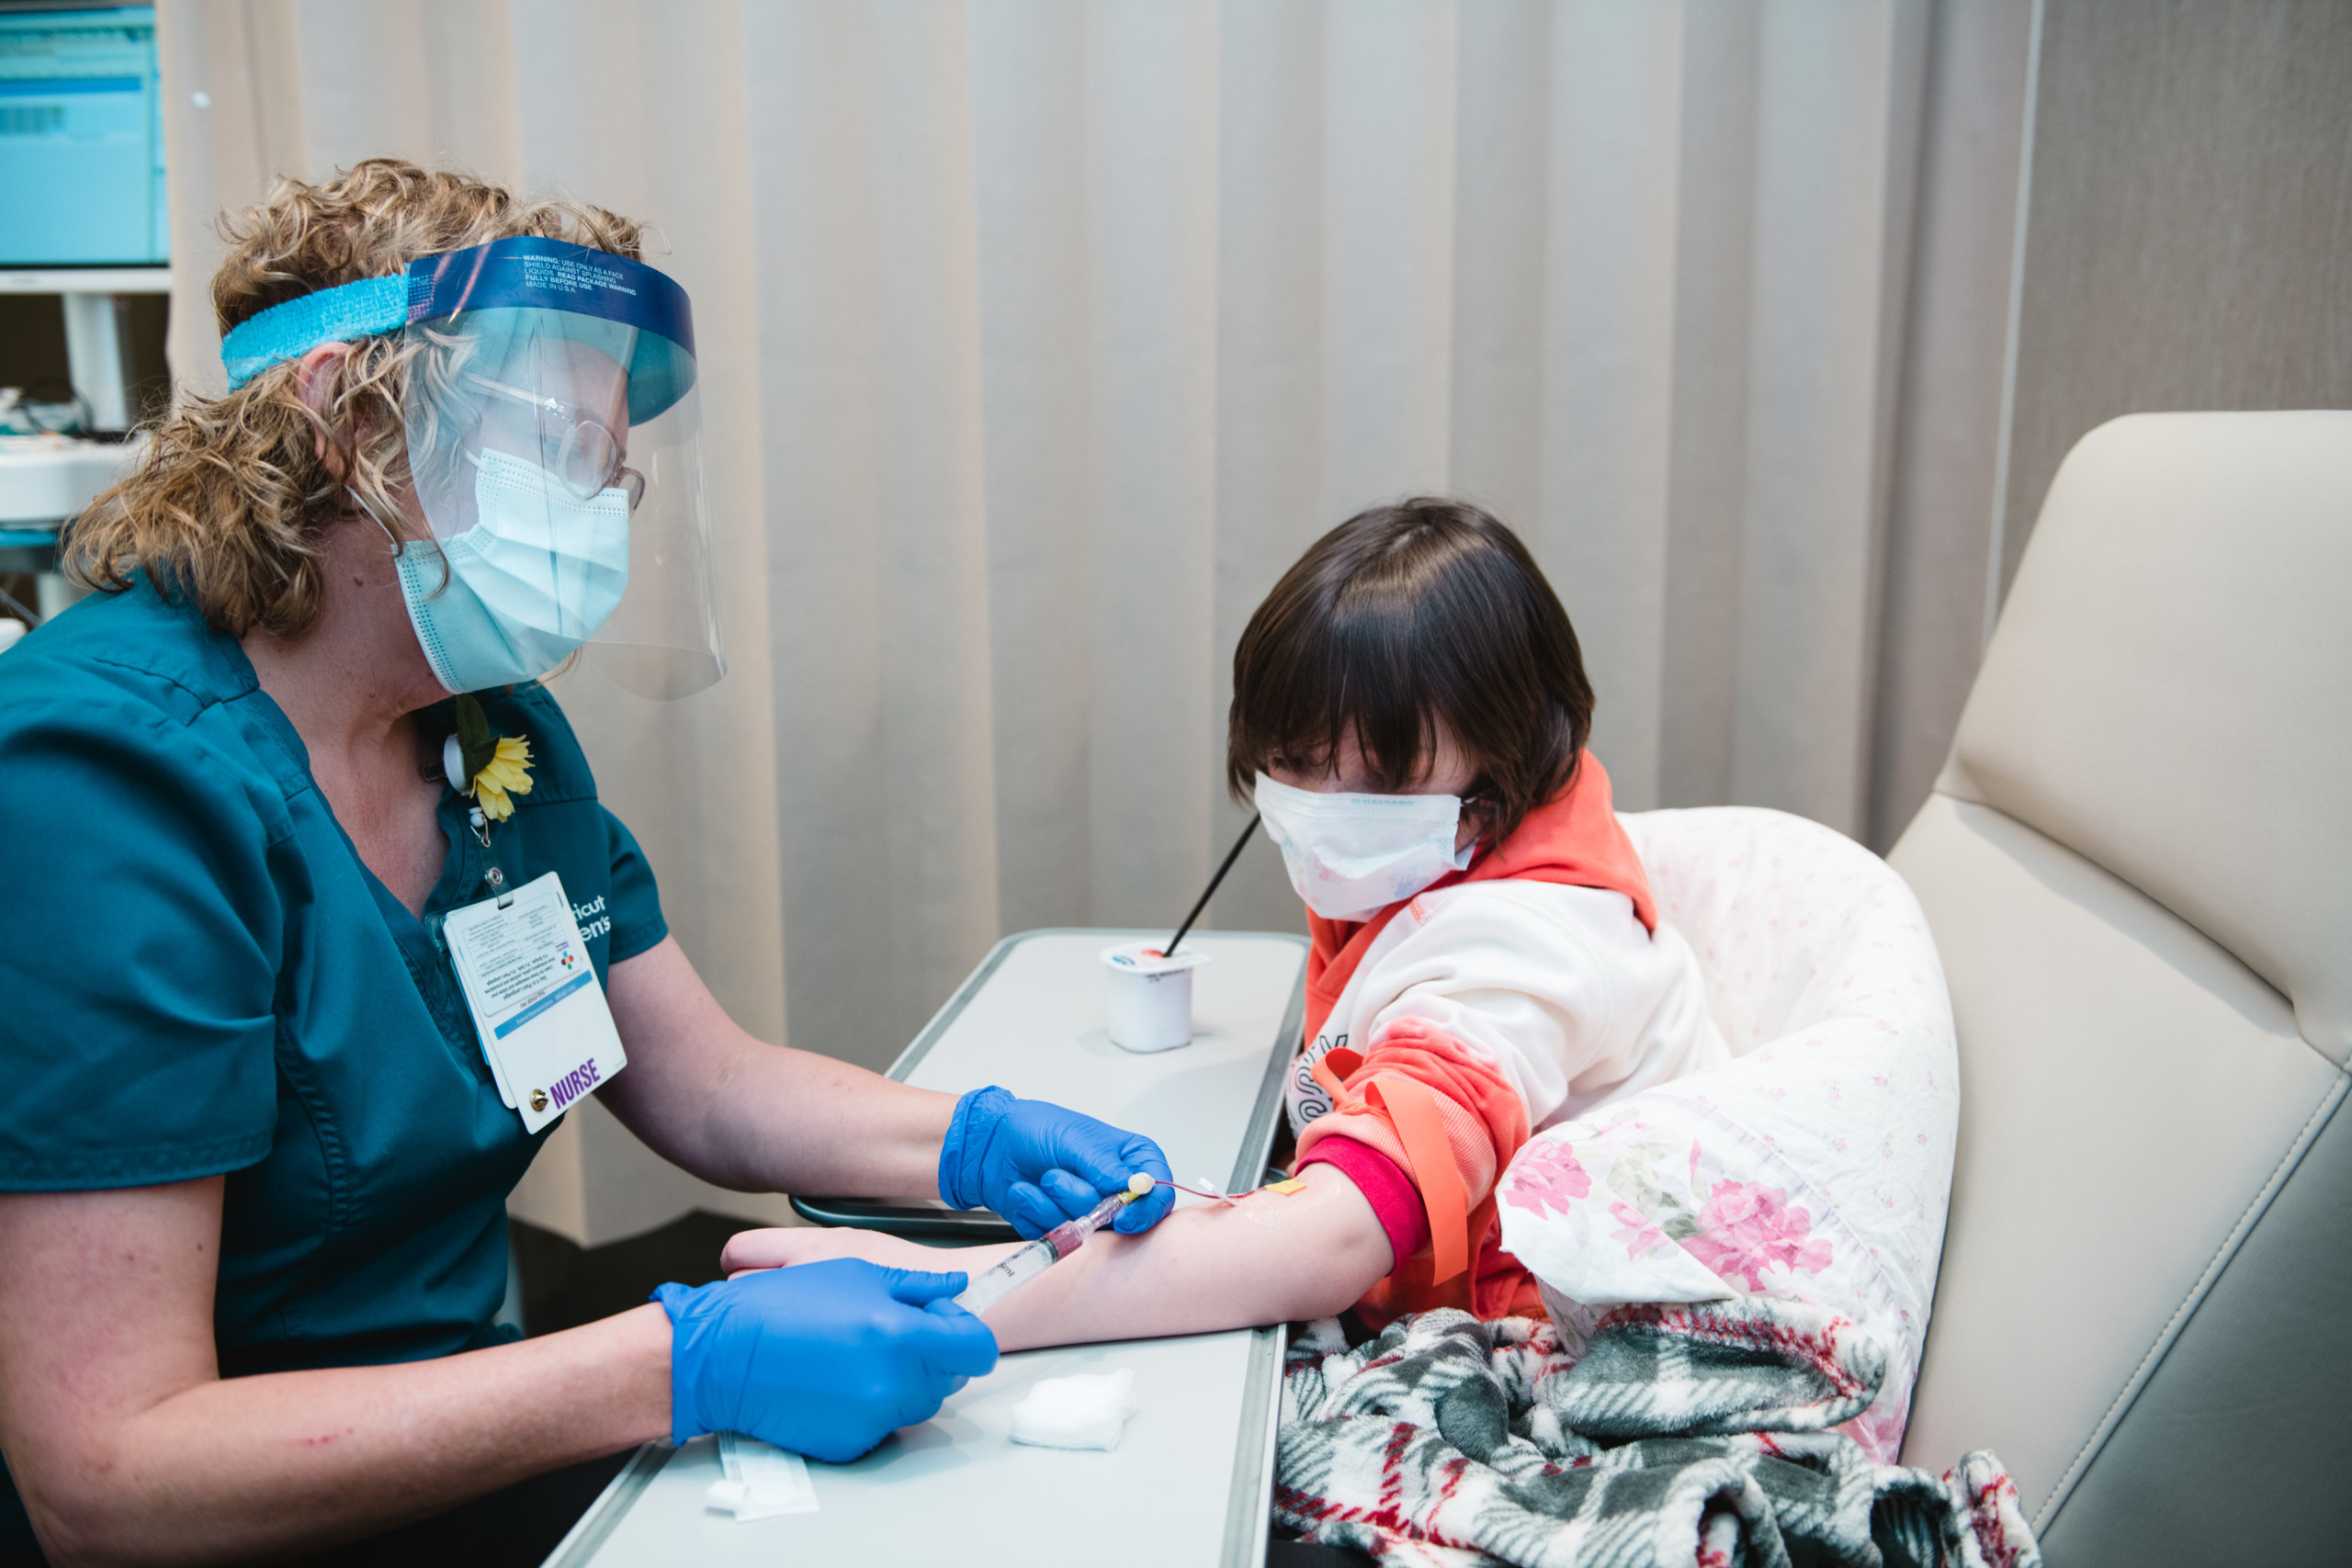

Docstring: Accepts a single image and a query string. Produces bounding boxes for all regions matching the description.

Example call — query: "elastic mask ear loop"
[348,485,448,597]
[1457,778,1498,861]
[346,485,404,558]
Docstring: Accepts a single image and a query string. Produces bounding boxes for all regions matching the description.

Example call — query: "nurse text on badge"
[443,871,628,1133]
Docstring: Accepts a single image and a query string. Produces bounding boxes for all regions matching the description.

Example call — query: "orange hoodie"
[1293,752,1657,1324]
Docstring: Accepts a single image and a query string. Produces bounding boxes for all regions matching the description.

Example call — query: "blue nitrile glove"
[653,1258,999,1463]
[936,1085,1177,1238]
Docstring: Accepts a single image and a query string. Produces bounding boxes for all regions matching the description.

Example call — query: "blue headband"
[219,275,411,389]
[217,237,697,421]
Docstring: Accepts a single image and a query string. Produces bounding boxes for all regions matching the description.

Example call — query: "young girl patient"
[723,498,1726,1348]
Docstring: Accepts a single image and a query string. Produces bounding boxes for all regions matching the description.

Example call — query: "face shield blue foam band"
[219,275,411,388]
[215,237,697,419]
[218,236,722,699]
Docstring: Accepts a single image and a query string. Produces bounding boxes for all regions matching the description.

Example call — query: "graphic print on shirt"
[1289,1029,1350,1127]
[572,893,612,945]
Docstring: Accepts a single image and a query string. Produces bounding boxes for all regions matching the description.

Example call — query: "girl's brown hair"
[1226,497,1596,843]
[67,159,650,639]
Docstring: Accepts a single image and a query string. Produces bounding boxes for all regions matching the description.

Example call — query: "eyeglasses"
[464,373,647,511]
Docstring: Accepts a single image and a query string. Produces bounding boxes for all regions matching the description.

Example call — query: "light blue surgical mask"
[392,447,632,694]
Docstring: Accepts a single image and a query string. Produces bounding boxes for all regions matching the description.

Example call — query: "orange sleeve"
[1295,1018,1532,1290]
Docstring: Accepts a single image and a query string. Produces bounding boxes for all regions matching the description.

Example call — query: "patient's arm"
[720,1163,1395,1353]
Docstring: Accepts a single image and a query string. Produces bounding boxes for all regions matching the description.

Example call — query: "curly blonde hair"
[68,159,651,639]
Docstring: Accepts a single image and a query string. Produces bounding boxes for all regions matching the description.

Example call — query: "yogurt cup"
[1100,942,1211,1053]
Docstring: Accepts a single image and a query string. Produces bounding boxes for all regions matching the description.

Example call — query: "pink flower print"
[1608,1201,1668,1259]
[1505,1142,1591,1220]
[1683,1180,1833,1291]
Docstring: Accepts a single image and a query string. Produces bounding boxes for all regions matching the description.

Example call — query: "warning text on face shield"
[517,254,638,299]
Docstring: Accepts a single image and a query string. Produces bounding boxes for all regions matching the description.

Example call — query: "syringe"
[952,1172,1156,1316]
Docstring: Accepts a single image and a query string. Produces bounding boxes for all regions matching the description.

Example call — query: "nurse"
[0,161,1173,1567]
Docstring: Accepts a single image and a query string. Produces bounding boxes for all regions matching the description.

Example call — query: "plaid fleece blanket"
[1274,1302,2038,1568]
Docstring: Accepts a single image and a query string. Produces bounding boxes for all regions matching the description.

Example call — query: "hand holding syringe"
[950,1171,1298,1315]
[952,1173,1160,1315]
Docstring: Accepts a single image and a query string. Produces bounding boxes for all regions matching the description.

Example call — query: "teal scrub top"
[0,580,668,1368]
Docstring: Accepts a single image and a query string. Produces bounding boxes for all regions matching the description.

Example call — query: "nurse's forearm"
[672,1033,954,1198]
[28,1316,668,1568]
[24,1307,672,1566]
[0,1178,675,1567]
[603,937,954,1197]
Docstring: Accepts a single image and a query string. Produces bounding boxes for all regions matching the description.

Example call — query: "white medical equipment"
[0,430,139,626]
[952,1175,1152,1315]
[1009,1370,1138,1451]
[703,1432,819,1520]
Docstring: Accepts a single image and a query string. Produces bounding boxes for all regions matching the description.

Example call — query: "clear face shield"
[398,238,724,698]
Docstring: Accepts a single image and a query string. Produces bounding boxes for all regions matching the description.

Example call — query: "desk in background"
[547,927,1309,1568]
[0,434,135,632]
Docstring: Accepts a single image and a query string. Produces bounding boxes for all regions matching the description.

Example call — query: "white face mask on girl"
[1253,771,1475,922]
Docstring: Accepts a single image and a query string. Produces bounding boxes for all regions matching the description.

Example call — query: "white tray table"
[544,927,1309,1568]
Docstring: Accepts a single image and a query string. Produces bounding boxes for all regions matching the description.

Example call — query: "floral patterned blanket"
[1274,1303,2038,1568]
[1498,807,1962,1461]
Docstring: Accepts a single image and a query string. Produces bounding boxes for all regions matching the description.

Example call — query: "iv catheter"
[952,1173,1158,1316]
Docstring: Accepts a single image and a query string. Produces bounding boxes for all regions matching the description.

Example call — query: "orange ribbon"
[1306,1046,1471,1284]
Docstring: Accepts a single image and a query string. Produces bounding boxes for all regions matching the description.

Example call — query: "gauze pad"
[1009,1370,1137,1451]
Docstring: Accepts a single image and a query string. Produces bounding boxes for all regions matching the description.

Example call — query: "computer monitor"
[0,5,165,268]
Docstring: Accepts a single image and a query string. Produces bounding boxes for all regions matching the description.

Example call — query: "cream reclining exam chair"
[1889,411,2350,1565]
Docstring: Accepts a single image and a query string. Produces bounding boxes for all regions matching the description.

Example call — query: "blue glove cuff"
[937,1085,1012,1210]
[652,1280,712,1446]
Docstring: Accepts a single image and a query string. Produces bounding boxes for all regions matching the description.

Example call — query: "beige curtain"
[154,0,2030,1245]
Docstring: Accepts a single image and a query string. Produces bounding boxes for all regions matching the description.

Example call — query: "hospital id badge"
[444,871,627,1133]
